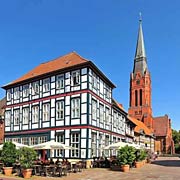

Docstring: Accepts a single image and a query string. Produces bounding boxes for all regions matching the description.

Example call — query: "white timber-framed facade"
[2,52,135,160]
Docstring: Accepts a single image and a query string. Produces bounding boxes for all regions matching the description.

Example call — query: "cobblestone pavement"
[0,157,180,180]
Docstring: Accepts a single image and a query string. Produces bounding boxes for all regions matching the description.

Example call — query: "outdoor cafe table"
[43,164,67,177]
[33,164,42,175]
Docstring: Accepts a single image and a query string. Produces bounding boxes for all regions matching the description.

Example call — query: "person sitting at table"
[62,158,66,165]
[55,158,61,165]
[65,158,70,165]
[104,157,110,168]
[35,158,42,165]
[49,158,54,165]
[44,158,50,165]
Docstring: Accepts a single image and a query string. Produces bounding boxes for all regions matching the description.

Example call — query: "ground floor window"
[71,132,80,158]
[91,132,97,157]
[56,133,65,157]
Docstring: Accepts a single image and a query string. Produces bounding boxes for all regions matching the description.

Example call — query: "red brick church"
[128,17,174,154]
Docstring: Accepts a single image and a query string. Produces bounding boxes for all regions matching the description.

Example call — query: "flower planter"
[135,161,142,168]
[121,164,130,172]
[22,169,32,179]
[3,167,13,176]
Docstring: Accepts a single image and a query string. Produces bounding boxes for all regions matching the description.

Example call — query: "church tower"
[128,16,153,129]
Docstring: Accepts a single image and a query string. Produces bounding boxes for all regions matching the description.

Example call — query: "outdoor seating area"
[91,146,157,172]
[0,158,86,178]
[31,159,85,177]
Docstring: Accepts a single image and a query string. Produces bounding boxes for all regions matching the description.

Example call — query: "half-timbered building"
[2,52,135,160]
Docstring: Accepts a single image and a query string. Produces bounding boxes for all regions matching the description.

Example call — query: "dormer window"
[71,71,80,86]
[43,78,50,92]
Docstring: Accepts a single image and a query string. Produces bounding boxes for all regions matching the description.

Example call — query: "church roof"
[3,52,115,89]
[135,19,146,59]
[133,17,148,75]
[153,115,170,137]
[128,116,153,136]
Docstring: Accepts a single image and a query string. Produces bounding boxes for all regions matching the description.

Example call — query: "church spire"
[133,13,148,75]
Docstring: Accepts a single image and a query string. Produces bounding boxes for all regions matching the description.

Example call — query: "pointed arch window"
[140,89,142,106]
[135,90,138,106]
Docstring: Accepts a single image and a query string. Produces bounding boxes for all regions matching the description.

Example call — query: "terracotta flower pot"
[22,169,32,179]
[3,167,13,176]
[121,164,130,172]
[135,161,142,168]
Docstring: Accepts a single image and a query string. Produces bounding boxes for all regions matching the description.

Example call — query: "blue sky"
[0,0,179,130]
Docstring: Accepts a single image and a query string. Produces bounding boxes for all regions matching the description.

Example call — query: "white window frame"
[105,107,110,124]
[7,90,11,101]
[22,108,29,124]
[99,104,104,123]
[71,133,80,158]
[42,103,50,121]
[116,113,120,128]
[14,109,20,125]
[23,84,29,98]
[32,81,39,95]
[43,78,50,92]
[91,132,97,157]
[32,106,39,123]
[71,71,80,86]
[92,73,97,89]
[113,111,118,127]
[5,111,11,126]
[29,137,38,145]
[56,75,64,89]
[39,136,47,143]
[71,98,80,118]
[105,85,110,98]
[56,133,64,157]
[98,134,103,152]
[22,137,29,145]
[56,101,64,120]
[92,99,97,120]
[14,87,19,100]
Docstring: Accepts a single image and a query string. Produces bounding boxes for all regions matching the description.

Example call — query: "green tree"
[172,129,180,153]
[172,129,180,144]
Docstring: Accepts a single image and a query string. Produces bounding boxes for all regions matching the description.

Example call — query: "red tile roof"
[153,115,169,137]
[3,51,116,89]
[112,99,124,111]
[128,116,153,136]
[5,52,88,87]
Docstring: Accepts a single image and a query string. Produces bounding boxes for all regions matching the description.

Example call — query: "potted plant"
[117,145,136,172]
[18,147,37,179]
[1,141,18,176]
[139,149,147,165]
[135,149,142,168]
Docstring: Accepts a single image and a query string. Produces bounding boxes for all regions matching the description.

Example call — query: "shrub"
[135,149,147,161]
[18,147,37,169]
[1,142,18,167]
[117,145,136,166]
